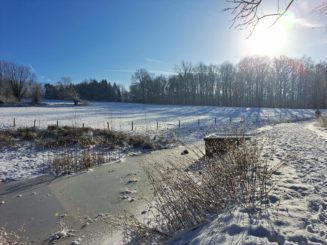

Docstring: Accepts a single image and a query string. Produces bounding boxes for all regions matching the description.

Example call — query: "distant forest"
[44,79,123,102]
[129,56,327,109]
[2,56,327,109]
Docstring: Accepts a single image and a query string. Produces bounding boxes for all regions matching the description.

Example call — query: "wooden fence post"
[13,118,16,128]
[179,120,181,129]
[33,119,36,128]
[132,121,134,131]
[107,122,110,131]
[56,120,59,127]
[157,121,158,130]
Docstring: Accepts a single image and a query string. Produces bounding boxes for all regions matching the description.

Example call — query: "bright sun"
[245,24,288,56]
[243,13,295,56]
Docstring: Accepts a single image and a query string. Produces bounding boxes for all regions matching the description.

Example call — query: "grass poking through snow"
[105,140,279,244]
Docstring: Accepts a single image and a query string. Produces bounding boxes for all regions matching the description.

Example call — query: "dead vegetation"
[50,148,109,175]
[319,116,327,128]
[0,125,167,150]
[0,227,23,245]
[0,126,174,177]
[0,131,15,148]
[106,141,278,243]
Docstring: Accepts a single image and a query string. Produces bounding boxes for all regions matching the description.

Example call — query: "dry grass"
[319,116,327,128]
[104,213,171,244]
[105,140,278,243]
[0,131,15,148]
[50,148,108,175]
[2,126,157,150]
[0,227,22,245]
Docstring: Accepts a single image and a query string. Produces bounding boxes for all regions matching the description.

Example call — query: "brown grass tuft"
[50,148,108,175]
[319,116,327,128]
[0,131,15,148]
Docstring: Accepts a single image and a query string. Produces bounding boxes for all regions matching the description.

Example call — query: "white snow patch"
[169,121,327,245]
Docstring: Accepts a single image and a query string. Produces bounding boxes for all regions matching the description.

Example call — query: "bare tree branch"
[224,0,296,37]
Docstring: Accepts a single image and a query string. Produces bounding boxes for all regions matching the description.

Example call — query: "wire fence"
[0,113,315,134]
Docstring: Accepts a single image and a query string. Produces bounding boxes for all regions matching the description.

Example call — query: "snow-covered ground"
[0,102,322,182]
[0,101,317,131]
[1,102,327,244]
[170,121,327,245]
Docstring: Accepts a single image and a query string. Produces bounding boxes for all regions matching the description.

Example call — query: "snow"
[0,102,323,182]
[0,144,128,182]
[169,121,327,245]
[1,102,327,244]
[0,101,318,132]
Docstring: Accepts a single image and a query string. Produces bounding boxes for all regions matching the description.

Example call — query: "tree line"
[128,56,327,109]
[44,78,123,104]
[0,60,124,105]
[2,56,327,109]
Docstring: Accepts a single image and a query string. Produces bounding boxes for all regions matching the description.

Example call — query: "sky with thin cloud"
[0,0,326,86]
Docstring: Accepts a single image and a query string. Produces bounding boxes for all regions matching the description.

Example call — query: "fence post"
[13,118,16,128]
[198,119,200,127]
[56,120,59,127]
[132,121,134,131]
[82,123,84,128]
[33,119,36,128]
[179,120,180,129]
[157,121,158,130]
[215,117,216,125]
[107,122,110,131]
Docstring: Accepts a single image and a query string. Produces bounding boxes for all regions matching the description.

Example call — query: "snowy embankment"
[0,102,321,182]
[170,121,327,245]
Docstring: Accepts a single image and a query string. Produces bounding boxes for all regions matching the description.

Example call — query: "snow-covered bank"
[169,121,327,245]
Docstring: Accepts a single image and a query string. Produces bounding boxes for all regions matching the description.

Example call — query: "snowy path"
[170,121,327,245]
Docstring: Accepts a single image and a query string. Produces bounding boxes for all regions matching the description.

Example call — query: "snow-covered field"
[0,102,322,182]
[0,101,317,132]
[170,121,327,245]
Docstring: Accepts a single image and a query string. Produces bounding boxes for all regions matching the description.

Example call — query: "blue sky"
[1,0,326,86]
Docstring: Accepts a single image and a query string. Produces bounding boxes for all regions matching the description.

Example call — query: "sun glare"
[243,13,296,56]
[246,25,287,55]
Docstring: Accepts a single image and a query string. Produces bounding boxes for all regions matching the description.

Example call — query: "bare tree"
[224,0,327,35]
[0,61,35,102]
[57,77,80,105]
